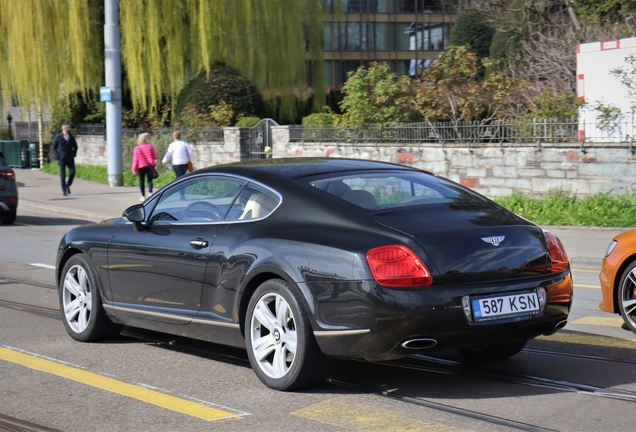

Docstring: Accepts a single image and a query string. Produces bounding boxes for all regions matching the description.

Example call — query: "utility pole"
[104,0,123,187]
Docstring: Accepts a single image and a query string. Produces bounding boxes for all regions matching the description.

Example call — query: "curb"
[19,200,110,223]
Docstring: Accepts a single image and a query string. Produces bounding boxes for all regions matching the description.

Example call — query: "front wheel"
[59,254,122,342]
[245,279,326,391]
[456,340,528,362]
[617,262,636,335]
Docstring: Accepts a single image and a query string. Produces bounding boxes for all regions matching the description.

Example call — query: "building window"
[347,22,361,50]
[324,22,333,50]
[375,23,388,50]
[325,60,334,87]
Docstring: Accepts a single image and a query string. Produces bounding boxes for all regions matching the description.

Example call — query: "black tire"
[0,210,16,224]
[245,279,326,391]
[456,340,528,362]
[617,261,636,335]
[59,254,122,342]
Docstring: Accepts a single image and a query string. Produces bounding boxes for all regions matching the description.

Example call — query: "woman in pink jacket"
[131,133,158,201]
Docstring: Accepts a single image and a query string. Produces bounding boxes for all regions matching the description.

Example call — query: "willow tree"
[0,0,327,122]
[0,0,102,112]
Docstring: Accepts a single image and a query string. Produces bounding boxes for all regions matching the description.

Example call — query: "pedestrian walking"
[52,124,78,196]
[131,133,158,201]
[162,130,193,178]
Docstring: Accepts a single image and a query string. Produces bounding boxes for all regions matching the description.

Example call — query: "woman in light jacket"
[162,130,193,178]
[131,133,158,201]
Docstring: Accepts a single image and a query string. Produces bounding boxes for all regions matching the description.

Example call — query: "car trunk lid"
[371,204,550,282]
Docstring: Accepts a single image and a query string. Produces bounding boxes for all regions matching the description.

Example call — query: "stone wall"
[75,129,240,170]
[76,127,636,197]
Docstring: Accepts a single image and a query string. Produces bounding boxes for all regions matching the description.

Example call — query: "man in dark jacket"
[52,124,78,196]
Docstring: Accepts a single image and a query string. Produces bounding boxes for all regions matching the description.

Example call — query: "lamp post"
[6,113,12,140]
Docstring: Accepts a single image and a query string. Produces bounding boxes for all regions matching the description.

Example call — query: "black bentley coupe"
[56,158,572,390]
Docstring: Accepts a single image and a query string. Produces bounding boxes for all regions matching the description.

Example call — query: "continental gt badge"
[481,236,505,246]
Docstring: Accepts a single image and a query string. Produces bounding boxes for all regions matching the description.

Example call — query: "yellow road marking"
[538,332,636,349]
[572,316,624,327]
[292,398,468,431]
[0,346,240,421]
[571,268,599,273]
[574,283,601,289]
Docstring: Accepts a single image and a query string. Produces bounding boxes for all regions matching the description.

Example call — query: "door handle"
[190,238,209,249]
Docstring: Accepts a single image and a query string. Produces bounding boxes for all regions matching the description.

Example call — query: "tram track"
[0,275,56,291]
[326,377,556,432]
[0,299,60,320]
[121,328,636,430]
[2,297,635,401]
[403,353,636,403]
[2,296,635,430]
[127,330,558,431]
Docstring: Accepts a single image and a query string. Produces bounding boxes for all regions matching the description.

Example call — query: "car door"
[107,175,246,323]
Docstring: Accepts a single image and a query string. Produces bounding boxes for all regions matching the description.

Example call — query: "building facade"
[322,0,466,87]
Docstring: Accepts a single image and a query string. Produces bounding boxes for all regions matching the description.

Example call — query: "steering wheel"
[183,201,224,221]
[150,211,178,222]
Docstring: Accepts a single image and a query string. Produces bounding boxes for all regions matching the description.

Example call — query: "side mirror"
[123,204,145,222]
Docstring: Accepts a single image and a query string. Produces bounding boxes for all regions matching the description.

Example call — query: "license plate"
[472,292,540,322]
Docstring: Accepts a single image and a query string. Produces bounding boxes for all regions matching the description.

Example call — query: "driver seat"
[239,193,278,220]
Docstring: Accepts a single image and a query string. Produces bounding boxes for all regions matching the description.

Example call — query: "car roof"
[199,158,419,182]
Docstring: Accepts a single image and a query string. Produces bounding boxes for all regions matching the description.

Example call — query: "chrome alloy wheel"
[620,267,636,329]
[62,264,93,334]
[249,292,297,379]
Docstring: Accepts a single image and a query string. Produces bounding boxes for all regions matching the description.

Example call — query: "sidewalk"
[13,168,629,270]
[15,168,142,222]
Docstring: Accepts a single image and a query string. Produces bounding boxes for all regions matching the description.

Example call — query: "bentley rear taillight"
[545,231,568,273]
[0,171,14,180]
[366,245,432,287]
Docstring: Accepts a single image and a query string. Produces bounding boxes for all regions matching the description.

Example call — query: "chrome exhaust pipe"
[554,320,568,330]
[400,338,437,350]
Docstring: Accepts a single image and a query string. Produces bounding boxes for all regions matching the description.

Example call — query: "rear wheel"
[456,340,527,362]
[245,279,326,391]
[0,210,16,224]
[59,254,122,342]
[617,262,636,335]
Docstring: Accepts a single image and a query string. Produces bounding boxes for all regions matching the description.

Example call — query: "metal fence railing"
[289,117,636,146]
[77,123,105,135]
[121,127,224,143]
[13,122,52,142]
[75,118,636,148]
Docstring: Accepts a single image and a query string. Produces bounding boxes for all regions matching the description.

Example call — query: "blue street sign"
[100,86,112,102]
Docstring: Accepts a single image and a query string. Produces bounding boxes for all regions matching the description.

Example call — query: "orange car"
[599,228,636,335]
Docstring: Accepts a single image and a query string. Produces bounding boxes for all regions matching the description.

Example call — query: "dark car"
[56,158,572,390]
[0,150,18,224]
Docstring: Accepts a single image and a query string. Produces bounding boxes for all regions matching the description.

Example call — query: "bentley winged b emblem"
[481,235,505,246]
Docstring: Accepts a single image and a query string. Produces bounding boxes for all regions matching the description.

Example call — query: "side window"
[149,176,245,223]
[312,174,445,209]
[225,183,280,221]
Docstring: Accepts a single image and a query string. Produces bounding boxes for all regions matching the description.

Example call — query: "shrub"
[235,116,261,127]
[174,63,266,125]
[302,111,338,126]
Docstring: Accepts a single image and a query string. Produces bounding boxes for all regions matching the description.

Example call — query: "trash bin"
[0,140,25,167]
[21,148,31,168]
[29,142,52,168]
[29,143,40,168]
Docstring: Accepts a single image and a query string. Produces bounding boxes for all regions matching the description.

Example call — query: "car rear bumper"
[307,271,572,360]
[0,196,18,212]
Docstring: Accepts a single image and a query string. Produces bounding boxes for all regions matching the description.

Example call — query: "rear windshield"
[0,151,7,166]
[305,170,497,211]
